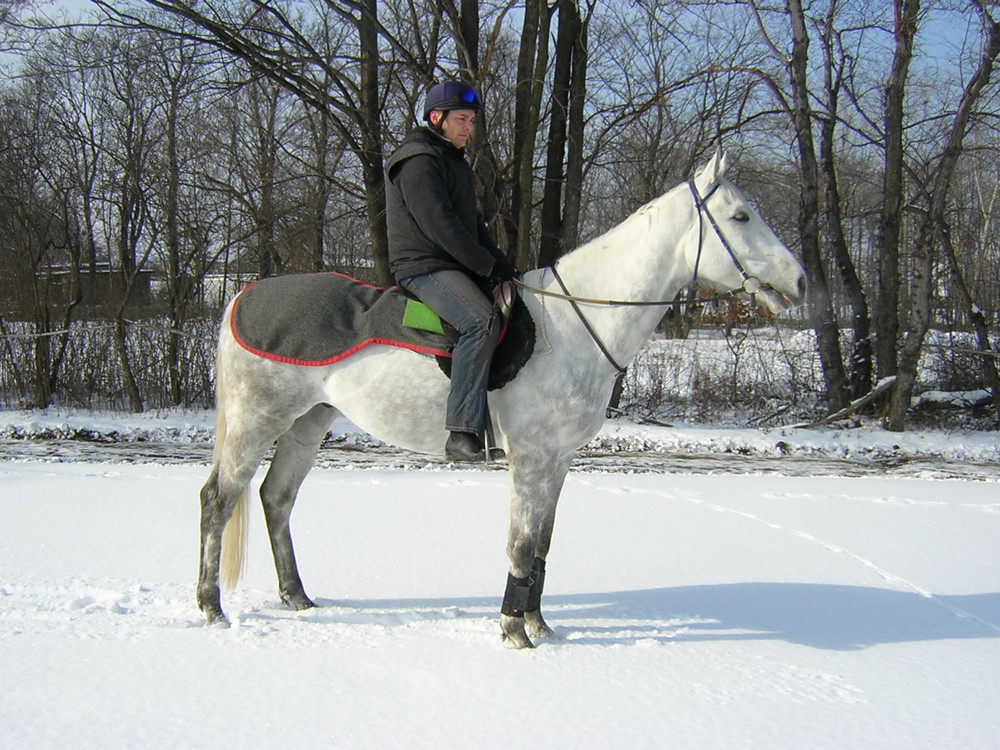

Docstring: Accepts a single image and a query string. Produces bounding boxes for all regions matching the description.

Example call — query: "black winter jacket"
[385,128,505,283]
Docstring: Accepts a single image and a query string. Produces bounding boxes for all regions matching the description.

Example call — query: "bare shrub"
[619,326,825,425]
[0,319,216,410]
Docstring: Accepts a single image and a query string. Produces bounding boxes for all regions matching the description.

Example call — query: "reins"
[510,178,768,374]
[550,266,628,373]
[512,277,765,308]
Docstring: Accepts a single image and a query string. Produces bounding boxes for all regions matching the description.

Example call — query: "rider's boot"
[446,431,505,462]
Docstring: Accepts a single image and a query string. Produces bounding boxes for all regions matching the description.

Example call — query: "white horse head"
[686,150,806,311]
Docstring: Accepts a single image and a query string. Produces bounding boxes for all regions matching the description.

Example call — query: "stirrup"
[445,431,505,462]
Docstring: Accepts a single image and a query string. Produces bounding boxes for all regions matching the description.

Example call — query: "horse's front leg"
[501,451,572,648]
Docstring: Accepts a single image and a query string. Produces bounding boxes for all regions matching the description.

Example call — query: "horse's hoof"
[500,614,535,649]
[525,610,554,640]
[203,609,231,628]
[281,592,317,611]
[502,631,536,649]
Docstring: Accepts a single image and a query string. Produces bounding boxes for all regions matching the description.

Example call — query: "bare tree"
[508,0,549,269]
[886,2,1000,430]
[815,1,873,400]
[539,0,592,266]
[0,0,33,55]
[3,0,997,420]
[0,74,80,407]
[747,0,850,413]
[874,0,920,385]
[149,33,223,404]
[96,0,400,283]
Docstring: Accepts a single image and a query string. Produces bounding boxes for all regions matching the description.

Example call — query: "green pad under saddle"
[402,299,445,335]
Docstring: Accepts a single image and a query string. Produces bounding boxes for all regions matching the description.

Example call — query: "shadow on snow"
[239,582,1000,651]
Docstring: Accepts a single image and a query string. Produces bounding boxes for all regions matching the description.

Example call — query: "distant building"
[1,264,155,321]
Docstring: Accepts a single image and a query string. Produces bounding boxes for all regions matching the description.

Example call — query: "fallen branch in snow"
[792,376,897,429]
[922,343,1000,361]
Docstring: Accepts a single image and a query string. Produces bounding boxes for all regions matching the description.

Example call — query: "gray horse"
[197,152,807,648]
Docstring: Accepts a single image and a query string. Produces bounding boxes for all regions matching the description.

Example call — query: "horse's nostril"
[797,275,808,299]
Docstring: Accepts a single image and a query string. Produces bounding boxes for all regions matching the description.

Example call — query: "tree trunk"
[254,87,280,279]
[788,0,849,413]
[309,109,330,272]
[938,220,1000,424]
[874,0,920,381]
[561,4,590,254]
[817,14,872,401]
[31,309,53,409]
[510,0,549,269]
[114,316,143,413]
[887,9,1000,429]
[0,316,29,403]
[887,215,934,430]
[539,0,584,267]
[358,0,390,285]
[165,85,183,405]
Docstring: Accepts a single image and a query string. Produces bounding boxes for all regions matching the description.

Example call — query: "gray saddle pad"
[230,272,453,365]
[230,272,535,390]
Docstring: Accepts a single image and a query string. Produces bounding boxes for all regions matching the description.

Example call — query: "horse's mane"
[554,182,682,274]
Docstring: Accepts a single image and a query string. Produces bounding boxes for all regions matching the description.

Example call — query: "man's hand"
[490,257,517,283]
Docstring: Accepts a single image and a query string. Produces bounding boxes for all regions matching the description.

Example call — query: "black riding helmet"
[422,80,482,122]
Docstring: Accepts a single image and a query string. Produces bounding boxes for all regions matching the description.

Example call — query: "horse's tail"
[213,326,249,591]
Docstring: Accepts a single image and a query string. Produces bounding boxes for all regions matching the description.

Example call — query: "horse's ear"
[713,149,728,180]
[695,148,728,192]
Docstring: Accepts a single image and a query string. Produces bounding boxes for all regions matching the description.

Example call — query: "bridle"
[686,180,763,301]
[512,179,768,373]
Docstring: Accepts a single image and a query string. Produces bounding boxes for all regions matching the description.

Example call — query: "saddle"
[230,272,535,390]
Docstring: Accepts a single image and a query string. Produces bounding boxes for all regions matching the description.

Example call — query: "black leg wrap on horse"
[500,572,531,617]
[526,557,546,612]
[501,558,546,618]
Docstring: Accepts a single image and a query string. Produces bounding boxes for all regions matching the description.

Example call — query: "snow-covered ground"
[2,409,999,748]
[3,408,1000,478]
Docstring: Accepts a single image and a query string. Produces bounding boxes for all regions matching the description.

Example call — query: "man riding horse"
[385,80,516,462]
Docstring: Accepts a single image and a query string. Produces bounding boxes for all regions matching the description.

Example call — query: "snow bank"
[2,408,999,467]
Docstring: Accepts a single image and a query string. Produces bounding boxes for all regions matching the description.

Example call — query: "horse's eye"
[733,210,750,223]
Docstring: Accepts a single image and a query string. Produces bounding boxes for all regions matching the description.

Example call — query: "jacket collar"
[418,126,466,156]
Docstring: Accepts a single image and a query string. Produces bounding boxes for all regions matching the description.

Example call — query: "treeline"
[0,1,998,428]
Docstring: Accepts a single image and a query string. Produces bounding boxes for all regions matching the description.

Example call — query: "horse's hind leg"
[198,452,266,625]
[198,466,229,624]
[198,396,296,625]
[260,403,336,611]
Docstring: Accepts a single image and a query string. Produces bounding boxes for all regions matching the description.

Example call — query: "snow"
[913,389,992,408]
[2,409,999,748]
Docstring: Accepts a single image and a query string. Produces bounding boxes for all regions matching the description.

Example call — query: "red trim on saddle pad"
[228,272,454,367]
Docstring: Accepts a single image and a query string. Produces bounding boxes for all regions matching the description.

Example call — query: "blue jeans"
[400,270,499,435]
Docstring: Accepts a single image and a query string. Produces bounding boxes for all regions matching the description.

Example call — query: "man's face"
[432,109,476,149]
